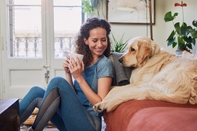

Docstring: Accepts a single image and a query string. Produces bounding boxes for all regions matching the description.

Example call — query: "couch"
[104,52,197,131]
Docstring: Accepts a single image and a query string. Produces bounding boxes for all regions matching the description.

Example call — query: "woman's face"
[84,27,108,58]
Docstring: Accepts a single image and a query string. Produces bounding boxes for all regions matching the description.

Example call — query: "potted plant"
[164,1,197,55]
[111,33,129,53]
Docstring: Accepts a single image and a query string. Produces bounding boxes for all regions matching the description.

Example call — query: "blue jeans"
[20,76,101,131]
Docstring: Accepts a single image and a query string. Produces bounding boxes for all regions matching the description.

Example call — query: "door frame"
[0,0,6,99]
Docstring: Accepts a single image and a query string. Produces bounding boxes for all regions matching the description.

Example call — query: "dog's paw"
[93,102,106,113]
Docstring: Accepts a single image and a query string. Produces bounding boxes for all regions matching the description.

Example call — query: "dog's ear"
[151,41,160,55]
[136,41,152,64]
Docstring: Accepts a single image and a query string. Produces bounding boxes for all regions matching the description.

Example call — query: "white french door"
[1,0,84,99]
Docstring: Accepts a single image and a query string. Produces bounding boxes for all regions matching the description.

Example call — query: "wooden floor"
[20,108,59,130]
[21,108,106,131]
[20,119,106,131]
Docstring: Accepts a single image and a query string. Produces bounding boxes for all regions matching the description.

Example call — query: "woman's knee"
[49,76,69,86]
[50,76,66,82]
[48,76,72,91]
[29,86,45,97]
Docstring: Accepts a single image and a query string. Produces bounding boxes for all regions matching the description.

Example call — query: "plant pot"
[175,50,191,56]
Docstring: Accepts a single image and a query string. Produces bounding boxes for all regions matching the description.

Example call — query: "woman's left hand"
[68,57,84,81]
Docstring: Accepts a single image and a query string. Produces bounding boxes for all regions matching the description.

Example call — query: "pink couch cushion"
[128,107,197,131]
[104,100,197,131]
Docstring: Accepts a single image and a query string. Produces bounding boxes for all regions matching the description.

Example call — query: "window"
[53,0,84,58]
[7,0,84,58]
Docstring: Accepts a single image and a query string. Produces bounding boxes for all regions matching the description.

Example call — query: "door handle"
[45,70,50,84]
[43,65,50,68]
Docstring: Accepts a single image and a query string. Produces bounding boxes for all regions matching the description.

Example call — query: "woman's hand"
[63,55,71,73]
[69,57,84,81]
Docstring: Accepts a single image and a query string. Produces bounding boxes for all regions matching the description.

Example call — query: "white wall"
[94,0,197,53]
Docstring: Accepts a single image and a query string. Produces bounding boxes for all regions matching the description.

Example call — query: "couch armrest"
[109,52,133,86]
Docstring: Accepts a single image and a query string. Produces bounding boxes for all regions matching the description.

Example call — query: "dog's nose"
[118,58,123,63]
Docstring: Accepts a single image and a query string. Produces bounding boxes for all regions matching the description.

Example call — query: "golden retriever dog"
[93,36,197,112]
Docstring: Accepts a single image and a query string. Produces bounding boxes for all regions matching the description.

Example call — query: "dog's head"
[119,36,160,67]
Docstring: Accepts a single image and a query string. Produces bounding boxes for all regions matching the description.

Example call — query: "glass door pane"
[53,0,83,58]
[8,0,42,58]
[3,0,48,99]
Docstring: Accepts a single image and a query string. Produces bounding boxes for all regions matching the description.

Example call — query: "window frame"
[6,0,85,58]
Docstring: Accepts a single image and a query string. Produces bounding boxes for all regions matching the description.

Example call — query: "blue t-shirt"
[74,55,114,116]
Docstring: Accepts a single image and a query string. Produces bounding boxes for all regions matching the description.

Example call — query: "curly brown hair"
[73,17,111,67]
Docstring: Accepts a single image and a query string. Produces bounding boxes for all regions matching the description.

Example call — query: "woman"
[19,17,114,131]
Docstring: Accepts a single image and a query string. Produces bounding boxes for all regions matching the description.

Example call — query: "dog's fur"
[93,36,197,112]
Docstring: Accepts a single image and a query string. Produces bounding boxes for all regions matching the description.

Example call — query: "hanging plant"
[89,0,98,7]
[82,0,98,14]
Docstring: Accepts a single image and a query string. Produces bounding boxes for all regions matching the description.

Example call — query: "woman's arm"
[77,76,112,105]
[65,72,74,88]
[69,57,113,105]
[63,56,74,88]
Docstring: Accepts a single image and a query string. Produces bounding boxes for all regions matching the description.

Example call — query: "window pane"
[14,0,40,5]
[53,1,83,58]
[54,8,82,31]
[54,0,81,6]
[7,0,84,58]
[8,0,42,58]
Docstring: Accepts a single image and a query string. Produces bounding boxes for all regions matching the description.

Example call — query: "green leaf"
[186,43,192,49]
[164,12,172,22]
[180,22,188,36]
[164,11,173,22]
[177,36,187,50]
[184,36,193,44]
[172,42,177,48]
[111,33,129,53]
[166,30,176,48]
[164,11,178,22]
[82,0,94,14]
[177,36,184,44]
[191,29,197,38]
[174,22,181,35]
[167,36,176,46]
[192,20,197,27]
[167,30,176,41]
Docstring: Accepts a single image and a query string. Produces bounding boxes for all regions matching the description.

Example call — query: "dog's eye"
[130,48,135,52]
